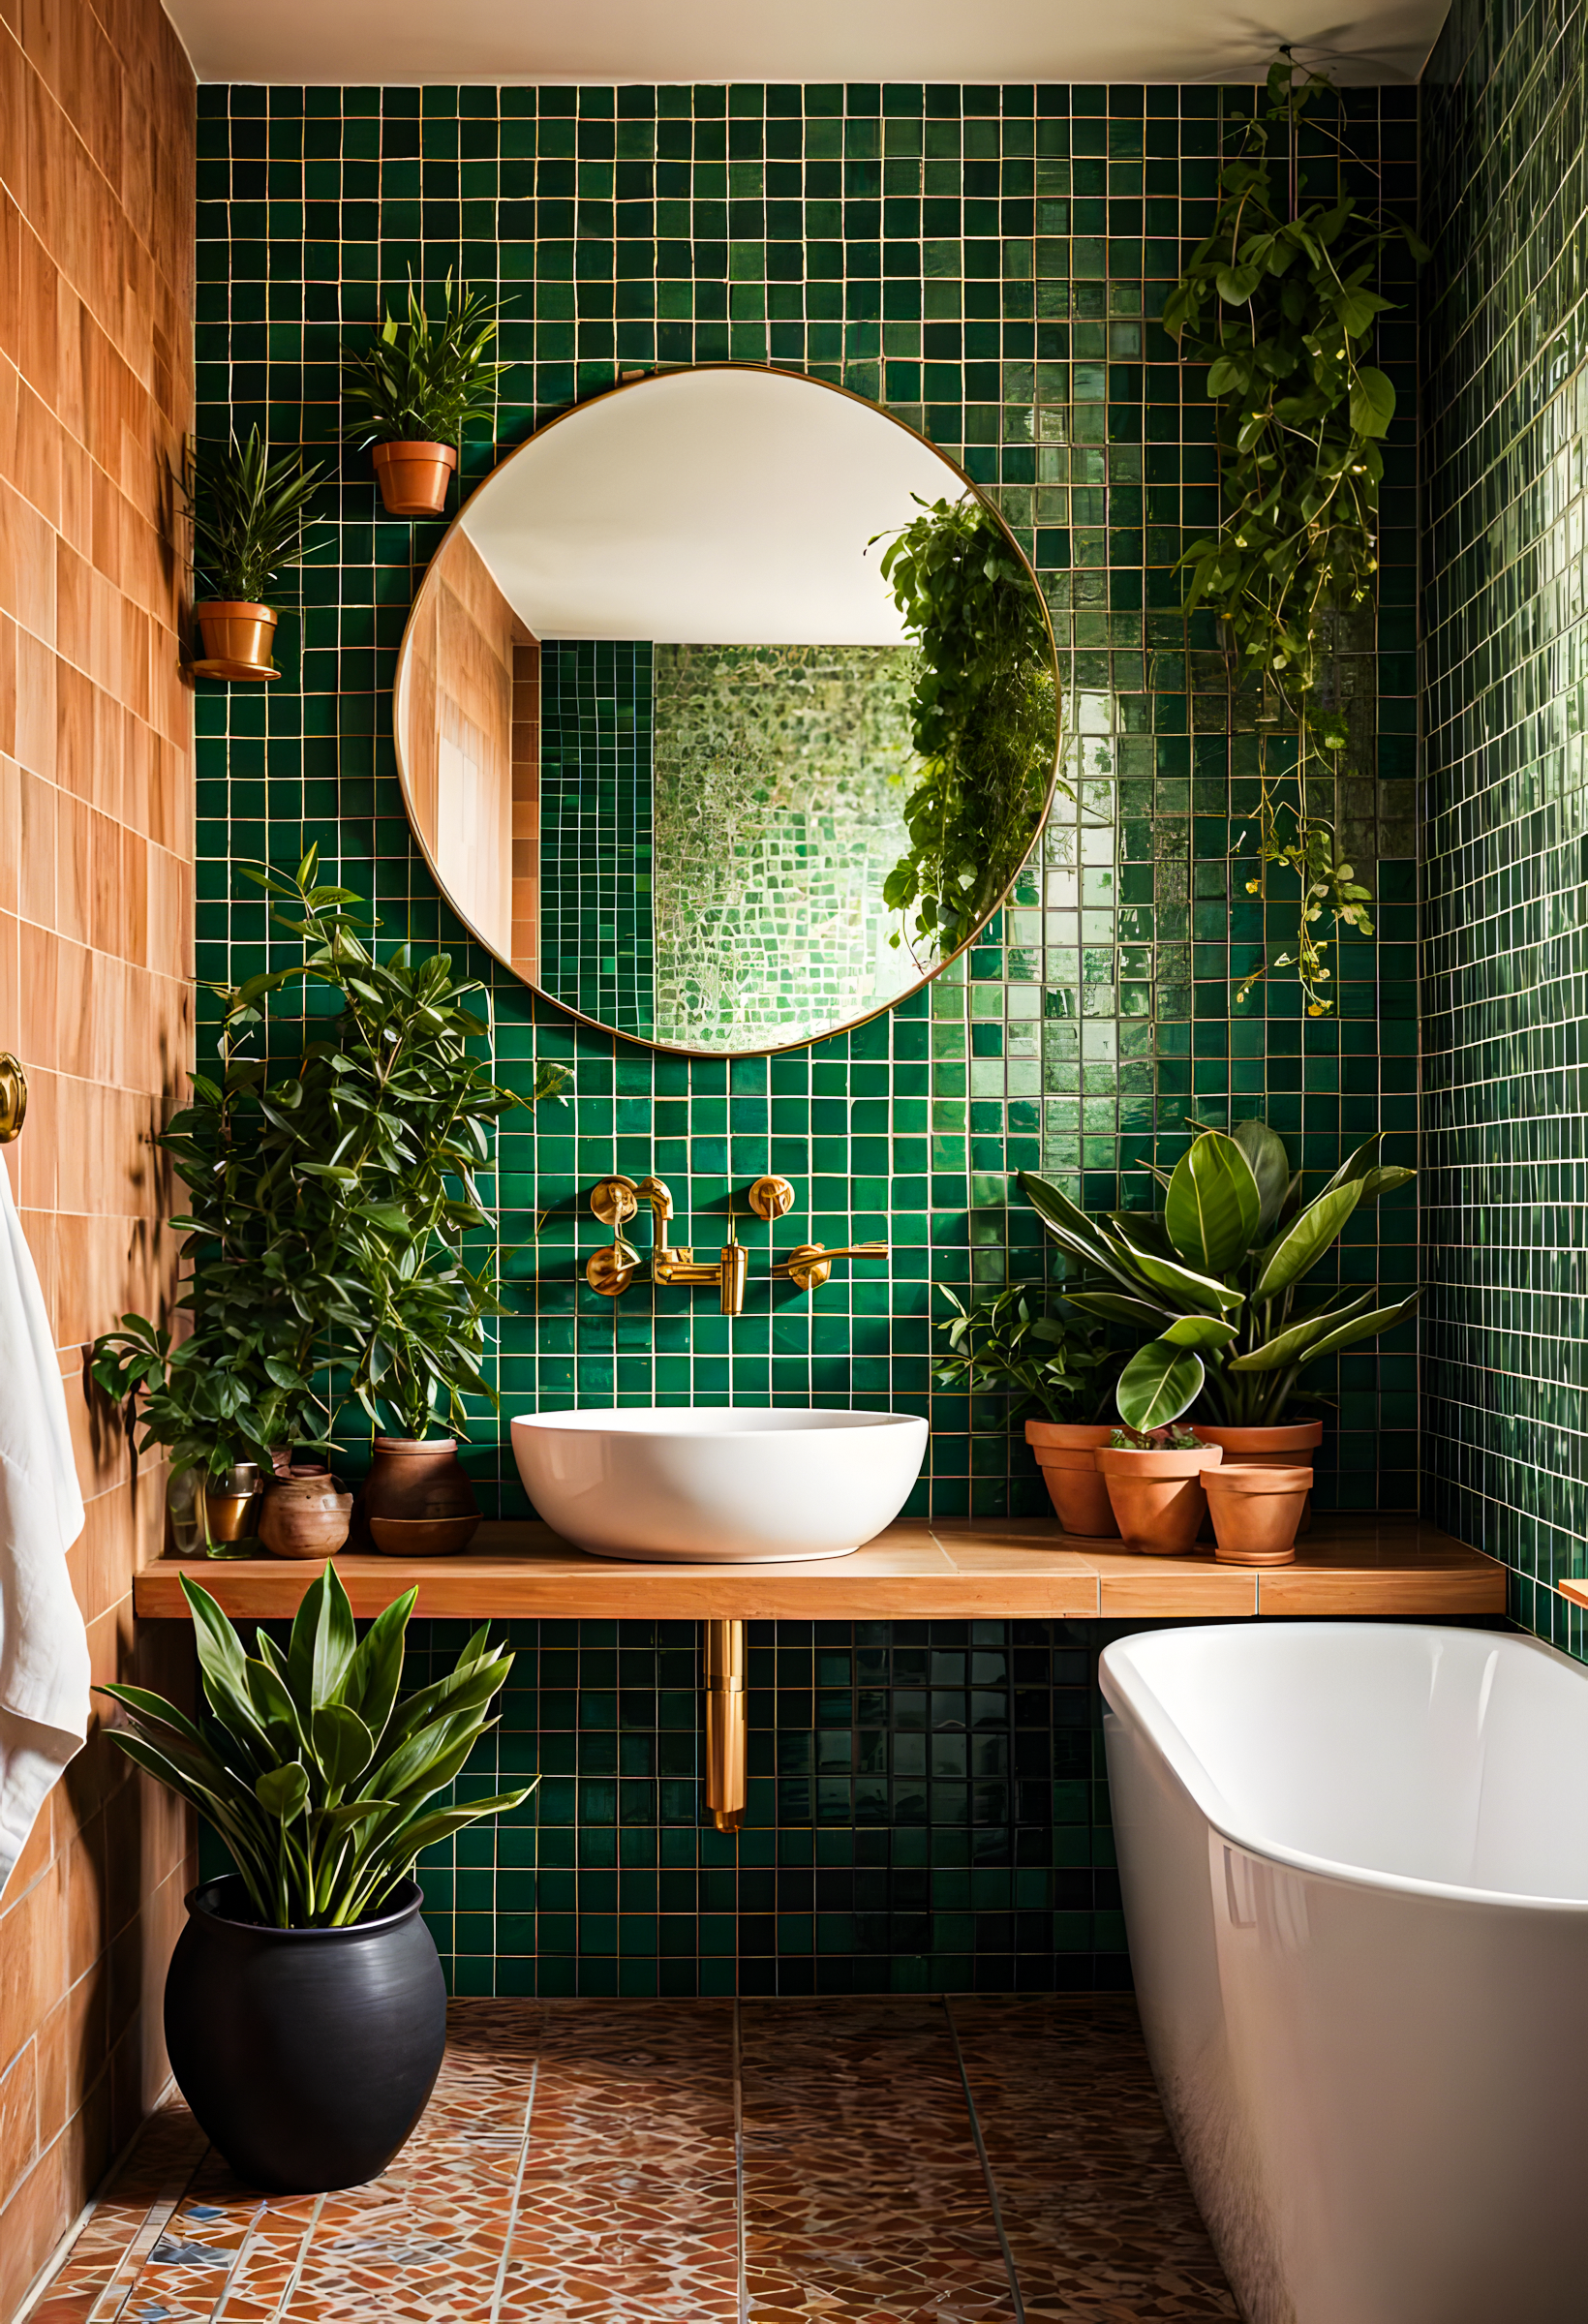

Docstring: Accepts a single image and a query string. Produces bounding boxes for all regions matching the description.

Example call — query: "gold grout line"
[943,1996,1025,2324]
[488,2005,544,2324]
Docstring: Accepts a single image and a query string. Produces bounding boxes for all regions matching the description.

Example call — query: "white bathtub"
[1101,1621,1588,2324]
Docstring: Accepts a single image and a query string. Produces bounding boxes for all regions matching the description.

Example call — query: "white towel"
[0,1161,90,1890]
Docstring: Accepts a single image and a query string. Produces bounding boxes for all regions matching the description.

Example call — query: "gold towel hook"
[0,1055,26,1144]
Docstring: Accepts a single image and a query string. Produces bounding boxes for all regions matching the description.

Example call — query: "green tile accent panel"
[538,639,656,1033]
[652,643,918,1049]
[194,76,1420,1992]
[1422,0,1588,1650]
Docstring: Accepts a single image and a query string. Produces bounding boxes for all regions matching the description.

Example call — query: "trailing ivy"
[874,495,1062,961]
[1163,55,1425,1014]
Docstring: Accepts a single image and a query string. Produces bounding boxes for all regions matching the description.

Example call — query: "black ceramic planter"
[164,1875,446,2192]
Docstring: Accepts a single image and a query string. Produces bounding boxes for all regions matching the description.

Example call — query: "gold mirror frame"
[391,363,1062,1058]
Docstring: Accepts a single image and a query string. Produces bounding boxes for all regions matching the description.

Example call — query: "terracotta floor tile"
[48,1997,1236,2324]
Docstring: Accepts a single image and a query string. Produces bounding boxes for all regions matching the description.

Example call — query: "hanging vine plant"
[1162,54,1425,1014]
[874,495,1062,962]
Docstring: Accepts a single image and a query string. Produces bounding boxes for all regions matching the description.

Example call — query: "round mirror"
[394,365,1059,1055]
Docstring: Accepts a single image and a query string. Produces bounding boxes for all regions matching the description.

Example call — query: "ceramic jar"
[1204,1462,1313,1565]
[258,1472,353,1560]
[1024,1420,1119,1538]
[364,1436,480,1556]
[1096,1442,1223,1554]
[371,441,457,516]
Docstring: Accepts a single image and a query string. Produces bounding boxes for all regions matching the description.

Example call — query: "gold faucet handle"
[587,1237,642,1297]
[772,1240,888,1292]
[747,1174,796,1221]
[591,1176,639,1229]
[0,1054,26,1144]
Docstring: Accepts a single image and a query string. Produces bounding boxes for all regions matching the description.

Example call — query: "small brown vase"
[1024,1421,1119,1538]
[1205,1463,1312,1566]
[1194,1420,1323,1535]
[372,441,458,517]
[365,1436,480,1556]
[195,601,277,669]
[1096,1443,1223,1555]
[258,1473,353,1560]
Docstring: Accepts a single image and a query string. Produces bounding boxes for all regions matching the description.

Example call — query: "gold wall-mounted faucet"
[651,1206,748,1315]
[587,1176,643,1297]
[772,1240,889,1292]
[585,1170,885,1306]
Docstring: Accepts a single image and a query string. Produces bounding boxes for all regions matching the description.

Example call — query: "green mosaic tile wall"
[538,638,655,1032]
[1422,0,1588,1653]
[194,76,1419,1993]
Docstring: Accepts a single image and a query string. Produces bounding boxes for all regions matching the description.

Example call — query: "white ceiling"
[162,0,1449,87]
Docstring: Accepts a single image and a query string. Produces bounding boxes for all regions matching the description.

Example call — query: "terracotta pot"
[1096,1443,1223,1556]
[258,1474,353,1560]
[1195,1420,1323,1534]
[1024,1420,1119,1538]
[196,601,276,668]
[372,441,458,517]
[365,1435,479,1556]
[1205,1463,1313,1566]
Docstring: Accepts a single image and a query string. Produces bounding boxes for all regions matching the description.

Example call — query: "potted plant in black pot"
[342,272,510,518]
[102,1562,533,2191]
[183,426,324,676]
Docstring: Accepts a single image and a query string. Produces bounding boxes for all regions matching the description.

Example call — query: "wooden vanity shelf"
[134,1514,1506,1623]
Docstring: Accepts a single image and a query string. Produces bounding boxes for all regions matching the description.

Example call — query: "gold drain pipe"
[704,1619,747,1833]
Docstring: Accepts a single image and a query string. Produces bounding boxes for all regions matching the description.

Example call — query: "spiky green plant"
[101,1564,534,1928]
[342,273,510,445]
[183,426,324,604]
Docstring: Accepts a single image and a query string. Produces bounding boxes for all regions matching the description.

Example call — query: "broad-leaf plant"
[101,1563,533,1928]
[92,851,570,1474]
[1020,1119,1418,1434]
[874,494,1062,962]
[1164,55,1426,1014]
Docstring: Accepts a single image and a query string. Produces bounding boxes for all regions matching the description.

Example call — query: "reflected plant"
[873,495,1063,961]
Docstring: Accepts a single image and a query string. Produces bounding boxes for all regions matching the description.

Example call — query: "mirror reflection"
[394,365,1058,1055]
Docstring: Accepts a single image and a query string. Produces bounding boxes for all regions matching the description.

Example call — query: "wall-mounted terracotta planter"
[365,1434,480,1556]
[195,600,277,670]
[258,1472,353,1560]
[1097,1442,1222,1555]
[1024,1420,1118,1538]
[372,441,458,517]
[1204,1462,1312,1566]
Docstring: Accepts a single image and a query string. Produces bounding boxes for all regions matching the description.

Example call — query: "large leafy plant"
[342,273,511,445]
[933,1282,1113,1424]
[1164,56,1425,1015]
[183,426,325,604]
[1020,1120,1418,1432]
[874,494,1061,961]
[101,1564,532,1928]
[92,852,569,1468]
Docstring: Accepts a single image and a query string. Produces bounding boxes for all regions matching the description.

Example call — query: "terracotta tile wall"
[0,0,197,2313]
[510,636,539,980]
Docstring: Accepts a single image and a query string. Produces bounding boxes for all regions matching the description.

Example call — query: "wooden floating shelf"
[1556,1576,1588,1611]
[134,1514,1507,1624]
[189,657,280,681]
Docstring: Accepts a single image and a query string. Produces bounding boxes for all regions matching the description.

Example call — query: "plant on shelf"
[1019,1117,1419,1436]
[102,1562,536,2192]
[873,493,1062,962]
[932,1281,1112,1422]
[182,425,325,674]
[342,271,512,515]
[91,850,569,1558]
[1163,54,1425,1015]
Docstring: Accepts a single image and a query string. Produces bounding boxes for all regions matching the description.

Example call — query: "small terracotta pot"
[195,601,277,668]
[1096,1443,1223,1555]
[365,1435,479,1556]
[1205,1463,1312,1566]
[372,441,458,517]
[258,1473,353,1560]
[1024,1420,1119,1538]
[1194,1420,1323,1535]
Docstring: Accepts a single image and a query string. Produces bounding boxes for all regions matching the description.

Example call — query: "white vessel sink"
[510,1407,929,1563]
